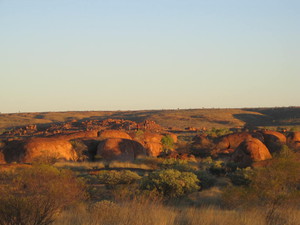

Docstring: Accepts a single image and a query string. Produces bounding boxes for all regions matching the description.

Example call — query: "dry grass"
[54,160,154,171]
[54,200,300,225]
[109,161,153,170]
[54,161,105,170]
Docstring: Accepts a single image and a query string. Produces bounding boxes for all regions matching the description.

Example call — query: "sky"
[0,0,299,113]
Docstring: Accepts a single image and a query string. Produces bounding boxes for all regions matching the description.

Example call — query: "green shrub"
[208,160,227,176]
[194,170,217,189]
[0,165,87,225]
[140,169,200,198]
[274,144,295,158]
[160,158,196,172]
[198,157,214,170]
[227,167,253,186]
[161,135,174,152]
[205,128,232,138]
[96,170,141,187]
[134,130,144,141]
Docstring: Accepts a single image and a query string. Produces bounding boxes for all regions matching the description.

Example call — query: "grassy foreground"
[55,200,300,225]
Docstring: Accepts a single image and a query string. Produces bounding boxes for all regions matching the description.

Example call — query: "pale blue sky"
[0,0,299,113]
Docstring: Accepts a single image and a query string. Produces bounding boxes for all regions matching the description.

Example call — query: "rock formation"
[98,130,132,140]
[22,137,78,163]
[260,130,286,153]
[287,132,300,150]
[231,138,272,168]
[97,138,146,161]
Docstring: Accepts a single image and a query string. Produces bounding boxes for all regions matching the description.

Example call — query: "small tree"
[161,135,174,153]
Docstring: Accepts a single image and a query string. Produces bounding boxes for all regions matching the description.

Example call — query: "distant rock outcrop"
[231,138,272,168]
[62,130,99,140]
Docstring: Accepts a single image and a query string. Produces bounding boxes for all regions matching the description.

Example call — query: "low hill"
[0,107,299,132]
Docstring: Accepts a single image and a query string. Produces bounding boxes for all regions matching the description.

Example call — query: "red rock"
[232,138,272,168]
[23,137,78,163]
[216,132,254,150]
[287,132,300,150]
[144,142,163,157]
[260,130,286,153]
[97,138,146,161]
[98,130,132,140]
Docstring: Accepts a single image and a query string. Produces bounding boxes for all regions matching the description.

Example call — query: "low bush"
[95,170,142,187]
[227,167,253,186]
[205,128,232,138]
[140,169,200,198]
[160,158,197,172]
[208,160,227,176]
[161,135,175,152]
[194,170,217,189]
[0,165,87,225]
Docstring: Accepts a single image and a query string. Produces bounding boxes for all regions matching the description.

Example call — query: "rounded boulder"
[97,138,146,161]
[98,130,132,140]
[231,138,272,168]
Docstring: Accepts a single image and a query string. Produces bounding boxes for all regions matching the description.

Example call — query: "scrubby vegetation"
[161,135,175,152]
[140,169,200,198]
[1,152,300,224]
[0,165,86,225]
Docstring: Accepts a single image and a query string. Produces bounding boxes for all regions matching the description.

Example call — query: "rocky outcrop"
[287,132,300,150]
[142,132,163,143]
[191,134,213,157]
[216,132,263,150]
[231,138,272,168]
[260,130,286,153]
[130,132,164,157]
[144,142,163,157]
[96,138,146,161]
[98,130,132,140]
[22,137,78,163]
[62,130,98,140]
